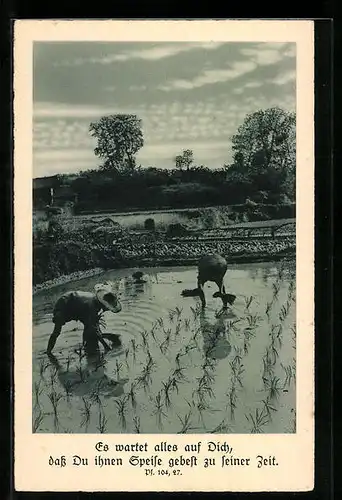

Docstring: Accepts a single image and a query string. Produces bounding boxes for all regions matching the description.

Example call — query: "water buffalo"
[182,253,236,309]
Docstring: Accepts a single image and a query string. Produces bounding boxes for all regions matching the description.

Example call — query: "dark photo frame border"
[2,14,335,500]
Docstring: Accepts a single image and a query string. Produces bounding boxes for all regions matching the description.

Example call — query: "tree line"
[59,106,295,212]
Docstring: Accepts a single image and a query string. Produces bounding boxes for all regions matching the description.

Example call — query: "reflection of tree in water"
[47,350,128,399]
[199,310,236,360]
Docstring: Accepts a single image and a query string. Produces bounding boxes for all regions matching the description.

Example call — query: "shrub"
[144,218,156,231]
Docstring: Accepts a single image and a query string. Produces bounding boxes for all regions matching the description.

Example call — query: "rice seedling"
[124,348,130,369]
[177,411,195,434]
[261,396,278,420]
[174,321,182,337]
[272,282,280,300]
[80,397,92,430]
[262,355,275,382]
[183,339,198,356]
[127,382,137,410]
[150,324,158,343]
[171,366,188,383]
[133,415,141,433]
[184,318,191,331]
[279,301,291,323]
[246,313,261,329]
[191,392,210,427]
[130,339,137,361]
[292,358,296,381]
[145,351,156,372]
[290,409,296,432]
[156,317,164,329]
[227,318,242,332]
[230,361,245,388]
[114,396,129,429]
[168,375,181,395]
[159,338,169,355]
[75,365,87,383]
[49,366,58,388]
[290,325,296,346]
[115,360,124,380]
[168,309,176,323]
[201,366,215,386]
[231,347,243,368]
[33,407,45,432]
[287,280,295,300]
[243,338,251,356]
[48,390,63,430]
[264,375,282,401]
[90,385,104,411]
[197,378,215,400]
[244,295,254,312]
[202,356,217,373]
[74,345,85,364]
[281,363,294,389]
[39,358,49,379]
[139,330,149,350]
[135,365,152,392]
[190,304,201,319]
[161,379,173,408]
[210,418,233,434]
[33,380,43,409]
[265,301,272,318]
[226,383,238,421]
[65,354,72,373]
[152,392,167,429]
[174,306,183,320]
[97,411,108,433]
[63,380,74,405]
[175,351,184,368]
[245,408,270,433]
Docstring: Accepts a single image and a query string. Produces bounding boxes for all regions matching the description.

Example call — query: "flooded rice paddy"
[32,261,296,434]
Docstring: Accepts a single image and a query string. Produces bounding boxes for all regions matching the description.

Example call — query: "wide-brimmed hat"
[94,283,122,313]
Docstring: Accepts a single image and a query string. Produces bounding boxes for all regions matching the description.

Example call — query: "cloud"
[159,61,257,91]
[271,70,296,85]
[33,102,138,118]
[54,42,225,67]
[239,47,283,66]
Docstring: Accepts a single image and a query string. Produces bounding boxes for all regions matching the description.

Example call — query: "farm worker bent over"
[46,283,122,355]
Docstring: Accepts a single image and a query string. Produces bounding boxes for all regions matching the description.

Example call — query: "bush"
[144,218,156,231]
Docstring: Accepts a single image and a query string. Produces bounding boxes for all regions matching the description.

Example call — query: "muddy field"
[32,260,296,434]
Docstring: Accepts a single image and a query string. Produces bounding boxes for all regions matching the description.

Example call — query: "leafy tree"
[231,107,295,173]
[230,107,296,200]
[174,155,184,170]
[174,149,194,171]
[89,114,144,173]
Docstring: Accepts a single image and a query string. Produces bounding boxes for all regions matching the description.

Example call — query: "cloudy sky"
[33,41,296,178]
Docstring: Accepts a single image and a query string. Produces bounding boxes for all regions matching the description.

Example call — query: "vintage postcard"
[14,19,314,492]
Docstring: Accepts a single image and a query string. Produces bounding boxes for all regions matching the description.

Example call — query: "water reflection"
[46,349,128,398]
[199,309,234,360]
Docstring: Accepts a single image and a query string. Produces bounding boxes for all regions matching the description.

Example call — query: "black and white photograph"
[31,39,298,436]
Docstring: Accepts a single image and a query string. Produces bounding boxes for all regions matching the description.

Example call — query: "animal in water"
[182,253,236,309]
[46,283,122,355]
[132,271,147,283]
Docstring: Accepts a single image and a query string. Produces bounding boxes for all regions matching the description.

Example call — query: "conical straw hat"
[94,283,122,313]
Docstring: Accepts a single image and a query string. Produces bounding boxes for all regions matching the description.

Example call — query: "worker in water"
[46,283,122,355]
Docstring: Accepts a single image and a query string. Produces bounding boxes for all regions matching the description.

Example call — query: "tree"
[89,114,144,173]
[230,107,296,200]
[174,149,194,171]
[231,107,296,173]
[174,155,184,170]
